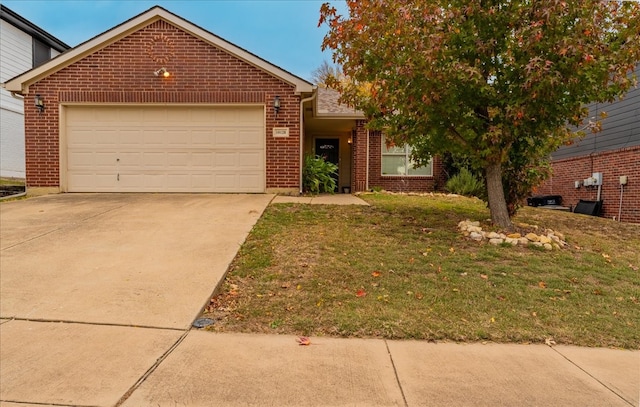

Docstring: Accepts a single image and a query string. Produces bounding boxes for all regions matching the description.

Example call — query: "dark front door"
[315,138,339,191]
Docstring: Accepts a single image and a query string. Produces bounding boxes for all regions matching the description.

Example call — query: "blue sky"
[2,0,346,81]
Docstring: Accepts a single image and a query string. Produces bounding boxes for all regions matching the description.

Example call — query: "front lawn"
[203,193,640,349]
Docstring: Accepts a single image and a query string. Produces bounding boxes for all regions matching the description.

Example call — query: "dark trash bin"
[573,200,603,216]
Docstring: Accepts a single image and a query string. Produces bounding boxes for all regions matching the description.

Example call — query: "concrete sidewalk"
[116,332,640,406]
[272,194,370,205]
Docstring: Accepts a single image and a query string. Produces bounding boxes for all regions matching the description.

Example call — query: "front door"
[315,138,339,192]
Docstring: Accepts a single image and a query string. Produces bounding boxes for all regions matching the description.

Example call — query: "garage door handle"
[117,174,120,181]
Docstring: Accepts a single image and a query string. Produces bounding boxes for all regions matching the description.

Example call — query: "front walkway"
[272,194,369,205]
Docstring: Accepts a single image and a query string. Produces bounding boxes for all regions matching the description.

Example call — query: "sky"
[1,0,347,81]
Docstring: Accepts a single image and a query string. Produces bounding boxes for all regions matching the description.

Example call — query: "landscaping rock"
[539,235,552,244]
[504,237,518,246]
[470,232,484,241]
[525,233,540,242]
[457,219,567,250]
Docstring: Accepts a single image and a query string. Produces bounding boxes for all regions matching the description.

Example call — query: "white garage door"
[64,105,265,192]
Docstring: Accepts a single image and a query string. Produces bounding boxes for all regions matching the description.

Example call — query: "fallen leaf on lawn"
[460,272,468,276]
[409,257,415,264]
[602,253,611,259]
[593,289,602,295]
[415,292,424,300]
[497,295,506,301]
[531,311,537,317]
[480,274,488,280]
[296,336,311,346]
[296,284,302,290]
[452,288,459,292]
[538,281,547,289]
[356,289,367,297]
[437,265,442,273]
[545,337,556,346]
[490,317,496,323]
[449,247,455,253]
[372,271,381,277]
[628,264,639,271]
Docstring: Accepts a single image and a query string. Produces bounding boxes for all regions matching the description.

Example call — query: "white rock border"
[458,220,568,250]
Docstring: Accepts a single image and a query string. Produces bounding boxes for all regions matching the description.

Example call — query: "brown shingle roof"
[316,87,364,117]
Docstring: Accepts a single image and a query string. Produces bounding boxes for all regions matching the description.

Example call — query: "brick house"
[3,6,443,196]
[535,63,640,224]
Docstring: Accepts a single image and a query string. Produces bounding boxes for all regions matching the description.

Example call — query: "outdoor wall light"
[274,96,281,115]
[34,94,45,113]
[153,67,170,78]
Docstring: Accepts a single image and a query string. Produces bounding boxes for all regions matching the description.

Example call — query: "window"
[381,135,432,176]
[33,38,50,68]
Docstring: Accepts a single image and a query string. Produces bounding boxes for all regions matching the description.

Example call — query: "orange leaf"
[538,281,547,289]
[356,289,367,297]
[296,336,311,346]
[480,274,488,280]
[371,271,381,277]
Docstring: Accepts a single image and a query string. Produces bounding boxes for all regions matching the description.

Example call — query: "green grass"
[203,193,640,349]
[0,177,25,186]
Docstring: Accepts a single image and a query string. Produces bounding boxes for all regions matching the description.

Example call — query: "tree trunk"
[485,160,513,230]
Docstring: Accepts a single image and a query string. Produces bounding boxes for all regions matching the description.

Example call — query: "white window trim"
[381,135,433,177]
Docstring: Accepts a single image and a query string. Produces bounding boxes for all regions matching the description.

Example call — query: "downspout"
[366,129,370,191]
[299,91,317,195]
[10,91,25,100]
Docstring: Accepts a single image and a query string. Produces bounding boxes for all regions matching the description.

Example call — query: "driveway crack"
[550,346,634,406]
[384,339,409,407]
[115,329,191,406]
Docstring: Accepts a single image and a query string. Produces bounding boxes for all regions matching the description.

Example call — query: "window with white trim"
[381,135,432,176]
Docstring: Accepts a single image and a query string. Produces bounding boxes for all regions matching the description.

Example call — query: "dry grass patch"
[203,193,640,348]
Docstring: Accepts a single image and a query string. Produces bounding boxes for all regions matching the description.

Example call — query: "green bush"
[303,154,338,194]
[445,167,484,198]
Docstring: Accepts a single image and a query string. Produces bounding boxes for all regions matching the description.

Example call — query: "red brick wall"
[366,131,446,192]
[535,146,640,223]
[24,20,301,190]
[351,120,368,192]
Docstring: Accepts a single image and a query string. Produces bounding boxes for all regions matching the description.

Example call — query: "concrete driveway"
[0,193,272,405]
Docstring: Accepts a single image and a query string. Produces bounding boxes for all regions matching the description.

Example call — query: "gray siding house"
[536,63,640,223]
[0,5,69,179]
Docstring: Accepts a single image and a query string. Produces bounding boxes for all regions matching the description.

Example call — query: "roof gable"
[3,5,313,94]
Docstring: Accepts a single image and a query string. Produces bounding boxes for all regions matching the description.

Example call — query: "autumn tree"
[310,60,343,86]
[320,0,640,229]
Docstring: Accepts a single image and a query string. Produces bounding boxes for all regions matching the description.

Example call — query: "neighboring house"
[0,5,69,179]
[535,63,640,223]
[3,6,444,195]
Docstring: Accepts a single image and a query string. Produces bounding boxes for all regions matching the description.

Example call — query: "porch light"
[348,137,352,144]
[153,67,170,78]
[274,96,281,114]
[34,94,45,113]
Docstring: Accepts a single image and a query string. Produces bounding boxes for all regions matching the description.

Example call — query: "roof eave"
[4,6,314,94]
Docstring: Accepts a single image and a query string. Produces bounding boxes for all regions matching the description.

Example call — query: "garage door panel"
[189,152,214,168]
[238,152,263,168]
[65,106,265,192]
